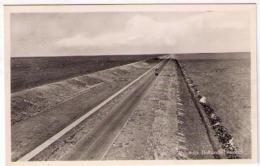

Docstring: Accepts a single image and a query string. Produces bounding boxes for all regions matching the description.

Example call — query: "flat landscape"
[11,57,161,160]
[9,7,255,163]
[11,53,252,161]
[11,55,160,92]
[177,52,251,158]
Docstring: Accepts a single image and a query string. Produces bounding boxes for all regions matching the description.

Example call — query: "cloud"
[55,15,177,54]
[55,12,249,55]
[12,11,251,57]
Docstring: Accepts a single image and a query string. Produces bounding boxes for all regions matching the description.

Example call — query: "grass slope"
[11,55,161,92]
[179,57,251,158]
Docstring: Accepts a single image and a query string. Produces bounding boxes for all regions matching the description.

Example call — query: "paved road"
[104,59,214,160]
[13,58,217,161]
[11,60,161,161]
[31,60,167,160]
[104,59,180,160]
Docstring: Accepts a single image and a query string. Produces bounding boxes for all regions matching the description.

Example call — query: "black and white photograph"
[4,4,257,165]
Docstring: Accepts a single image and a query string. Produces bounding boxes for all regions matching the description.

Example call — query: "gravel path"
[11,60,157,161]
[104,60,179,160]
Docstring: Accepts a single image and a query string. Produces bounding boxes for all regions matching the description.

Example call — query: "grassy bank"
[179,56,251,158]
[11,55,161,92]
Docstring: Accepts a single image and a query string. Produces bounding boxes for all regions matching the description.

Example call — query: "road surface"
[12,58,220,161]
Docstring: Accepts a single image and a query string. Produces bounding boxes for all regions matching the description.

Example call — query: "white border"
[0,1,259,166]
[1,0,258,5]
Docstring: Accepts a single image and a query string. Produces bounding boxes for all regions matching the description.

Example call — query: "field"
[11,59,159,125]
[11,59,161,160]
[11,55,161,92]
[178,53,251,158]
[11,52,253,160]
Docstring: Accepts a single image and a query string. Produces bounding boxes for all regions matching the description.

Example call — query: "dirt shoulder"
[175,61,215,159]
[11,60,158,161]
[11,60,156,125]
[104,60,179,160]
[179,59,251,158]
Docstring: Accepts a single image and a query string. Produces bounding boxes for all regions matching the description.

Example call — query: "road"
[13,58,219,161]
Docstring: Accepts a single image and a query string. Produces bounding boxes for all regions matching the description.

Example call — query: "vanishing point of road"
[12,57,217,161]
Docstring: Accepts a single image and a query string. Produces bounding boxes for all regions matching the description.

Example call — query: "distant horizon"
[11,11,250,57]
[11,51,250,58]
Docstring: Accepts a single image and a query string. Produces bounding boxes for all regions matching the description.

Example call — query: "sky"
[11,11,251,57]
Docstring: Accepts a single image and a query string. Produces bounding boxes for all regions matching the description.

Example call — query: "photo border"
[3,3,258,166]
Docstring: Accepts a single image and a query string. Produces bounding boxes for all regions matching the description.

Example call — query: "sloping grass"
[11,60,157,125]
[180,58,251,159]
[11,55,161,92]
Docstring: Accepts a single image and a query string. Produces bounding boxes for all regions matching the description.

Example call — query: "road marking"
[46,82,103,107]
[99,60,169,160]
[178,138,186,144]
[177,135,186,141]
[17,61,164,161]
[177,132,185,137]
[177,120,184,124]
[99,96,139,160]
[177,109,184,113]
[178,145,187,151]
[177,151,188,159]
[177,112,184,116]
